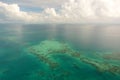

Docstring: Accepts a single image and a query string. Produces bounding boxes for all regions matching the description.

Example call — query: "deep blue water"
[0,24,120,80]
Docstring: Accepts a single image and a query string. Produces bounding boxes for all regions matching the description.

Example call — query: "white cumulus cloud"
[0,0,120,23]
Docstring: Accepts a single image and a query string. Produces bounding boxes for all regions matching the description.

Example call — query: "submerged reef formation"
[28,40,120,76]
[103,53,120,60]
[80,57,120,75]
[28,40,73,70]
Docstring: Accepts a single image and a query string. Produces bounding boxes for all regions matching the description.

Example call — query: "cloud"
[1,0,68,8]
[0,2,34,22]
[0,0,120,23]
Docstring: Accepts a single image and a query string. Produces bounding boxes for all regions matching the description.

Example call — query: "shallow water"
[0,24,120,80]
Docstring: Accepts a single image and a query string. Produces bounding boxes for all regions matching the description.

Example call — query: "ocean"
[0,24,120,80]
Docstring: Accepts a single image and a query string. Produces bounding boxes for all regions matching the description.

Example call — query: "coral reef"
[80,57,120,75]
[28,40,120,76]
[103,53,120,60]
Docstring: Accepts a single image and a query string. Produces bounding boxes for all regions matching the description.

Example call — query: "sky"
[0,0,120,23]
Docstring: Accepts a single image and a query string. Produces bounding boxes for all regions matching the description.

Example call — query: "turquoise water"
[0,24,120,80]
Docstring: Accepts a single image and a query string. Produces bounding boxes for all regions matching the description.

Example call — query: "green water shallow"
[0,24,120,80]
[27,40,120,80]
